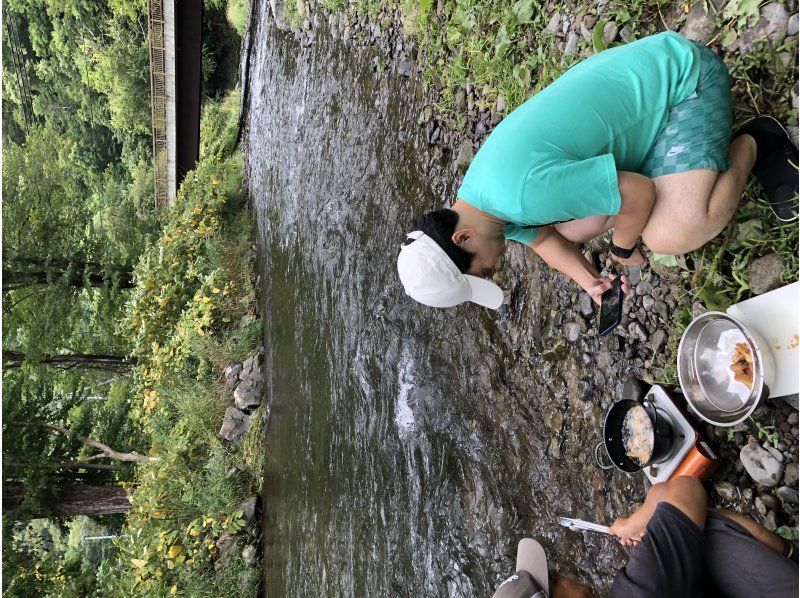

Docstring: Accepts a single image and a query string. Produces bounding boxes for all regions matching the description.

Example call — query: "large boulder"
[736,2,790,54]
[740,441,785,487]
[234,378,263,410]
[682,0,723,44]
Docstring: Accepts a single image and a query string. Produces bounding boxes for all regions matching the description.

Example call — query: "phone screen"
[598,278,624,337]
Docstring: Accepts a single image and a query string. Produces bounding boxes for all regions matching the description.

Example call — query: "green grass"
[226,0,249,36]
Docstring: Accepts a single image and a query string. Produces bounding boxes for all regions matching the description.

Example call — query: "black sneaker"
[734,116,799,222]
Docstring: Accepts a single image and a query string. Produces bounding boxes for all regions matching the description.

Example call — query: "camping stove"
[644,385,719,484]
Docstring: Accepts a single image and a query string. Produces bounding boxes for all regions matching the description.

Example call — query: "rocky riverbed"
[244,0,798,589]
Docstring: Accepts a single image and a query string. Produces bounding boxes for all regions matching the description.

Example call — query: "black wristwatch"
[610,242,636,259]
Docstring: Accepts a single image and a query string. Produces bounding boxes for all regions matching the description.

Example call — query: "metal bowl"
[678,311,775,427]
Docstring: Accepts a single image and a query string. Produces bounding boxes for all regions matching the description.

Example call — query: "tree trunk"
[3,351,135,371]
[3,482,131,517]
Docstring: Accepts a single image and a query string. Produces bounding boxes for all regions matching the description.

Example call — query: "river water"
[245,3,643,595]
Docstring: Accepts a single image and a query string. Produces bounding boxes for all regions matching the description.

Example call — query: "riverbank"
[262,0,799,580]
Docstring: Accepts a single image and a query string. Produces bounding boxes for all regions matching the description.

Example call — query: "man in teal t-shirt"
[397,31,798,311]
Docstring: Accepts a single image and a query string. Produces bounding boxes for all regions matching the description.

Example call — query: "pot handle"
[594,441,615,470]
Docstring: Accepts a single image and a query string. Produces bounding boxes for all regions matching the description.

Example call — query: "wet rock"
[234,377,263,410]
[602,20,619,45]
[219,407,252,444]
[740,441,785,487]
[714,481,738,502]
[578,292,595,318]
[747,253,783,295]
[242,544,258,566]
[542,339,568,362]
[397,59,414,76]
[565,322,581,343]
[455,139,474,170]
[784,462,799,486]
[681,0,723,44]
[418,105,434,124]
[778,486,799,504]
[225,363,243,386]
[579,380,594,401]
[238,495,259,525]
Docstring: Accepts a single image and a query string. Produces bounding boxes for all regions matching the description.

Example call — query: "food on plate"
[622,404,654,466]
[730,342,754,389]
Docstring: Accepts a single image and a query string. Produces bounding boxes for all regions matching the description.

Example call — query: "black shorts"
[610,502,798,598]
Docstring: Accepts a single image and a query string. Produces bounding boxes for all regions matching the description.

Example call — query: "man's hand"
[585,274,630,305]
[610,245,647,267]
[608,516,647,548]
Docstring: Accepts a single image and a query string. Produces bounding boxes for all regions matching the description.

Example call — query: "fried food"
[622,405,654,466]
[730,342,754,389]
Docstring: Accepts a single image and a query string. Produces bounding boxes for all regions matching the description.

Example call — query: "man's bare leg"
[711,508,787,555]
[641,136,757,255]
[554,215,615,244]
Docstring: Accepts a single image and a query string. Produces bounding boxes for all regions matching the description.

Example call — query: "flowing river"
[244,3,644,595]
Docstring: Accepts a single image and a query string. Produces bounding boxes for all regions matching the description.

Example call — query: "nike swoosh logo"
[666,146,687,157]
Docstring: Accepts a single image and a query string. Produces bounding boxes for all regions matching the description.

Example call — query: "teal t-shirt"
[457,32,702,244]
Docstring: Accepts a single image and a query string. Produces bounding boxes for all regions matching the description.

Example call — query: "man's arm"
[528,226,629,305]
[612,171,656,266]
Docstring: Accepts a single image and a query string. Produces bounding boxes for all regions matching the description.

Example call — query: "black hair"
[405,208,475,273]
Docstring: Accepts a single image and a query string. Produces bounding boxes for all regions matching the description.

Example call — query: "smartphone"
[598,277,624,337]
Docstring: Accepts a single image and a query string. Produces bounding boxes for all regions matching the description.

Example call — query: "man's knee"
[641,228,701,255]
[652,476,708,531]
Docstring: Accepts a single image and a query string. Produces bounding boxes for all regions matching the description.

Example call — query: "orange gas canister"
[669,438,718,481]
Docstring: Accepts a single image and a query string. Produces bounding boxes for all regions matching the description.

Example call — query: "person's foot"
[734,116,799,222]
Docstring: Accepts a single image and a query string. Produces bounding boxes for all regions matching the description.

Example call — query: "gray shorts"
[639,43,733,178]
[610,503,798,598]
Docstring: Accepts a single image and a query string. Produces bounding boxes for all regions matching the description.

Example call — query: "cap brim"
[464,275,504,309]
[516,539,549,594]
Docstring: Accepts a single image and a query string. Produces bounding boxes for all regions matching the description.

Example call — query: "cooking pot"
[595,398,675,473]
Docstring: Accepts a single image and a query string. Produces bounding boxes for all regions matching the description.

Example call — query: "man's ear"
[452,229,472,247]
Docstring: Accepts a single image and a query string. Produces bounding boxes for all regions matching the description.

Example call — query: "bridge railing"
[147,0,168,209]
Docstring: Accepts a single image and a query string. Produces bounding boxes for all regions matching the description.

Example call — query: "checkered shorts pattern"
[639,43,733,178]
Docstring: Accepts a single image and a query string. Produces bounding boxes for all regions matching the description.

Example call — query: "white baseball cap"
[396,231,504,309]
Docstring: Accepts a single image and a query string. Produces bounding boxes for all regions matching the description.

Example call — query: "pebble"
[755,496,768,515]
[740,441,785,487]
[602,20,619,45]
[763,510,778,532]
[789,412,798,425]
[641,296,655,310]
[714,481,739,502]
[635,280,653,296]
[790,12,799,36]
[760,493,779,510]
[564,31,579,56]
[784,463,798,486]
[578,292,594,318]
[778,486,799,504]
[565,322,581,343]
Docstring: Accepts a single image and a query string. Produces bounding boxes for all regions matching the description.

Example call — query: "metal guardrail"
[147,0,168,208]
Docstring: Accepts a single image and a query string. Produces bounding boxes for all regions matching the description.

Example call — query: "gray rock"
[763,510,778,532]
[234,378,263,410]
[642,296,655,310]
[755,496,768,515]
[545,12,561,34]
[649,329,668,354]
[398,59,414,76]
[626,265,642,286]
[240,353,262,382]
[784,462,798,486]
[780,394,799,410]
[495,95,507,113]
[238,495,258,524]
[455,139,474,170]
[578,292,595,318]
[224,363,243,386]
[682,0,723,44]
[565,322,581,343]
[619,24,633,42]
[635,280,653,296]
[628,322,647,342]
[418,105,434,125]
[602,20,619,45]
[241,544,258,567]
[219,407,252,443]
[737,2,790,53]
[778,485,799,504]
[454,88,467,112]
[789,12,799,35]
[789,125,799,150]
[760,493,779,510]
[564,31,579,56]
[747,253,784,294]
[214,532,238,570]
[714,481,738,502]
[740,441,785,487]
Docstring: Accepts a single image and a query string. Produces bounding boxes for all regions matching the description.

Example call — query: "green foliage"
[226,0,250,36]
